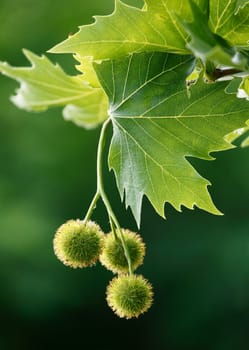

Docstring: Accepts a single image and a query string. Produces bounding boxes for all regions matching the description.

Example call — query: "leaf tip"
[21,48,37,63]
[0,61,8,72]
[210,208,224,216]
[47,43,61,54]
[201,189,224,216]
[48,38,74,54]
[22,48,31,56]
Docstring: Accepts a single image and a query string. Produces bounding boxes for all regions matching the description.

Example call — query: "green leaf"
[238,75,249,99]
[225,78,242,95]
[209,0,249,49]
[224,126,249,143]
[74,55,101,88]
[240,120,249,148]
[236,76,249,147]
[62,91,108,129]
[0,50,108,129]
[242,134,249,147]
[94,52,249,225]
[182,2,249,71]
[224,77,249,146]
[242,138,249,146]
[50,0,208,60]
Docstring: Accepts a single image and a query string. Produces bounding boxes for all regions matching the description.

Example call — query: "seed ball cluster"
[53,219,104,268]
[53,219,153,318]
[106,274,153,319]
[100,229,146,274]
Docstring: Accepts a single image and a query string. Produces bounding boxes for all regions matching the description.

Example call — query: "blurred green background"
[0,1,249,349]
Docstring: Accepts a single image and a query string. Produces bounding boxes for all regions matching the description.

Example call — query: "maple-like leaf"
[0,50,108,129]
[182,2,249,71]
[94,52,249,226]
[49,0,209,60]
[209,0,249,49]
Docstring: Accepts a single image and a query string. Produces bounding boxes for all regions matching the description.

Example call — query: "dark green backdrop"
[0,1,249,349]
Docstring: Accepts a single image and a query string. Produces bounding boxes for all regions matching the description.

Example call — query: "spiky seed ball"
[99,229,145,274]
[53,219,104,268]
[106,274,153,319]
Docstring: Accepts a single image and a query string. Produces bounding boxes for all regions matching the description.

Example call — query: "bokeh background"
[0,1,249,349]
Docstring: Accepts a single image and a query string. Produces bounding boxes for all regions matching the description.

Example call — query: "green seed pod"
[99,229,145,274]
[53,219,104,268]
[106,274,153,319]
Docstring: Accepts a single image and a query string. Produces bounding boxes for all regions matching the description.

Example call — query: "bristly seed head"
[53,219,104,268]
[99,229,146,274]
[106,274,153,319]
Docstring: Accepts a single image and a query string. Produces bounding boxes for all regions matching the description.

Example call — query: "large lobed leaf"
[0,50,108,129]
[50,0,209,59]
[49,0,249,73]
[94,52,249,226]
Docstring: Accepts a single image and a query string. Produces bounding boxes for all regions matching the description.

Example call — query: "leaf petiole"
[83,118,133,275]
[96,118,133,275]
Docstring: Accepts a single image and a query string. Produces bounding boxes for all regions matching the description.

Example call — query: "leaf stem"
[97,118,133,275]
[212,68,242,80]
[204,60,242,81]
